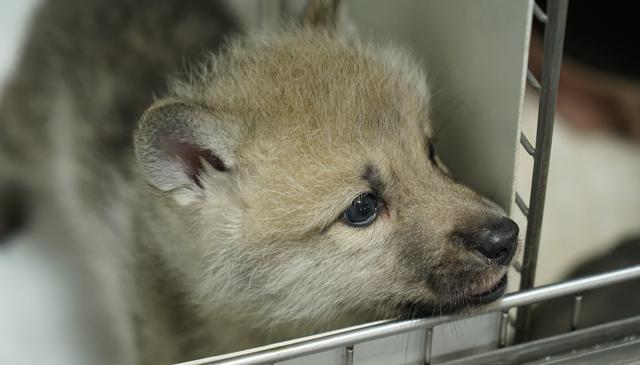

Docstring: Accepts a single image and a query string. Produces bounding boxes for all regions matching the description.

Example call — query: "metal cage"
[177,2,640,364]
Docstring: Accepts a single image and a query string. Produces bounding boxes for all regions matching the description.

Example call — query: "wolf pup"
[0,0,519,363]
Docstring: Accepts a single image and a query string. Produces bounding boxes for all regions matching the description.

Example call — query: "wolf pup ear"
[302,0,356,35]
[134,101,239,205]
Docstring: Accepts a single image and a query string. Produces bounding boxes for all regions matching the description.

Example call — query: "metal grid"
[176,2,640,364]
[178,266,640,365]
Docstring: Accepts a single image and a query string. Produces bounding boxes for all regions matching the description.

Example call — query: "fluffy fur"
[0,0,516,363]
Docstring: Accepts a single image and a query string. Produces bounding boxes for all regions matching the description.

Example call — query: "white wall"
[0,0,41,85]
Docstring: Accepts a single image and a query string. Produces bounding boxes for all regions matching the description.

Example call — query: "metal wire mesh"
[177,266,640,365]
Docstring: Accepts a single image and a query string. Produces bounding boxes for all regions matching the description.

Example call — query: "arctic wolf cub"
[0,0,518,363]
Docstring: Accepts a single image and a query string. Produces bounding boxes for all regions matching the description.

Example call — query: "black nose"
[455,218,519,266]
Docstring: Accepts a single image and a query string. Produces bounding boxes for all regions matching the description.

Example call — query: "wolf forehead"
[170,29,432,141]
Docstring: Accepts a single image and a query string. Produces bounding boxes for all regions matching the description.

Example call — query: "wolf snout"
[454,217,519,266]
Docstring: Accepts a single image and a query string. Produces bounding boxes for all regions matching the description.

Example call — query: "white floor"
[0,230,113,365]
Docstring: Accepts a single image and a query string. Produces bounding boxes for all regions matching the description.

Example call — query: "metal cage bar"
[177,266,640,365]
[514,0,569,343]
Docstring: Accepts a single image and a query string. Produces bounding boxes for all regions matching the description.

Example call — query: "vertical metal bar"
[515,0,569,344]
[424,328,434,365]
[571,294,583,331]
[498,310,510,348]
[345,345,354,365]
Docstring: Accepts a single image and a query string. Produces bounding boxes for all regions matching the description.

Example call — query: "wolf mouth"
[397,274,509,319]
[467,274,508,305]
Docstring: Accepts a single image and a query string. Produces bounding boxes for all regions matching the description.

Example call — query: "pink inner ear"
[166,141,227,188]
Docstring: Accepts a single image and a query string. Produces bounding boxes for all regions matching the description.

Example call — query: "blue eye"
[343,193,378,227]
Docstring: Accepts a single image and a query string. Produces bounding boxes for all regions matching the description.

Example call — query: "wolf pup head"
[134,0,518,331]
